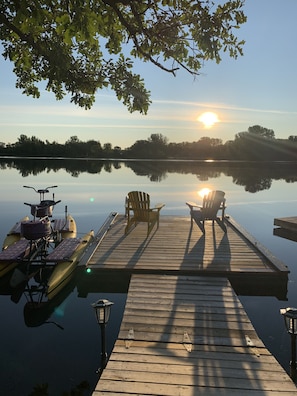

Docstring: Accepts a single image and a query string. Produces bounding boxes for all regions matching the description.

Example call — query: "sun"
[198,188,211,198]
[198,112,219,128]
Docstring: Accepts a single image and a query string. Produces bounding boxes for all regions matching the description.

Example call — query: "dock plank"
[87,215,288,276]
[93,275,297,395]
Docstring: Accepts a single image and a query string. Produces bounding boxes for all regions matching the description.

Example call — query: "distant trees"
[1,126,297,161]
[127,134,168,158]
[64,136,103,157]
[164,137,223,159]
[126,139,152,158]
[190,137,223,159]
[10,134,46,156]
[247,125,275,139]
[226,125,295,161]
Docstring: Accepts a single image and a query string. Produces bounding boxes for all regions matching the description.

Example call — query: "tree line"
[1,125,297,161]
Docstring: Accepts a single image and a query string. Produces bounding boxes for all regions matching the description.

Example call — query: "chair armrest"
[151,203,165,211]
[186,202,202,211]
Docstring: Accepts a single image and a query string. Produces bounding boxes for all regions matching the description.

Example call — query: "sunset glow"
[198,112,219,128]
[198,188,211,198]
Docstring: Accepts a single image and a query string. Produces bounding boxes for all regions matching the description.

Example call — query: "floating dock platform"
[274,216,297,242]
[87,215,288,299]
[274,216,297,233]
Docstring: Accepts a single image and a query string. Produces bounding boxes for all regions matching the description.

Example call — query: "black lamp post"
[280,307,297,381]
[92,298,114,374]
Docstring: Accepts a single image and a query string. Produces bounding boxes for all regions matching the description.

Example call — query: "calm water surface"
[1,159,297,395]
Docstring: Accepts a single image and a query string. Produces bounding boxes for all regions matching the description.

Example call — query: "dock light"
[92,298,114,375]
[280,307,297,380]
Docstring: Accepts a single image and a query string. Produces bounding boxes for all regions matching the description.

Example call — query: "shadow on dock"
[86,214,289,301]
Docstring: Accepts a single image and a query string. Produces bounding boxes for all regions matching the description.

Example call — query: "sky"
[1,0,297,149]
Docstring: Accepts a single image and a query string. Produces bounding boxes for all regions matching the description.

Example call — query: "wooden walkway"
[93,274,297,395]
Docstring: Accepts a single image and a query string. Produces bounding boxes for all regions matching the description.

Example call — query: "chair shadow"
[95,216,158,270]
[184,220,231,272]
[141,221,268,393]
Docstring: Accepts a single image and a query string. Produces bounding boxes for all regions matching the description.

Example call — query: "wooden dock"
[274,216,297,242]
[274,216,297,233]
[87,214,288,279]
[88,214,294,395]
[93,274,297,395]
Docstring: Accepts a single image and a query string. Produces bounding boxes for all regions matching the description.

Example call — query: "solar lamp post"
[280,307,297,381]
[92,298,114,375]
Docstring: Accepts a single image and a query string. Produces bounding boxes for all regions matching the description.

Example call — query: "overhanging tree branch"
[0,0,246,112]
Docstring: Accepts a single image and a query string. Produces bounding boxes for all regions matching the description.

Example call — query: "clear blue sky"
[1,0,297,149]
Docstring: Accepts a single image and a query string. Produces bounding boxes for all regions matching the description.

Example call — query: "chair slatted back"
[127,191,150,221]
[202,190,225,220]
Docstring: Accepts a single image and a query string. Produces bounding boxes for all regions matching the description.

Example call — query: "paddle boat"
[0,185,93,299]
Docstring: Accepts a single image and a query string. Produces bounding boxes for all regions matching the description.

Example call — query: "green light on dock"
[86,267,92,274]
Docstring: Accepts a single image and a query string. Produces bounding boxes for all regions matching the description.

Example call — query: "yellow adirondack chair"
[125,191,165,237]
[186,190,226,233]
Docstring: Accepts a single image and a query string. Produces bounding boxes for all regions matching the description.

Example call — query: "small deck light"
[92,298,114,375]
[280,307,297,380]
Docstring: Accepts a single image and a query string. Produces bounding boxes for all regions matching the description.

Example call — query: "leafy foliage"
[0,1,246,112]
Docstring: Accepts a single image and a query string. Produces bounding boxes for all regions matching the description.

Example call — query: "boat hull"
[0,217,30,278]
[47,231,94,299]
[0,260,20,279]
[52,214,77,239]
[2,216,29,249]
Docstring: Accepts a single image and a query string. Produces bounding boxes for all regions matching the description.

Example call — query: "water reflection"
[274,228,297,243]
[22,271,72,329]
[0,267,129,328]
[0,266,128,395]
[1,158,297,393]
[1,157,297,193]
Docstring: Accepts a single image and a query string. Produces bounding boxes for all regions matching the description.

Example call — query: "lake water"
[1,159,297,395]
